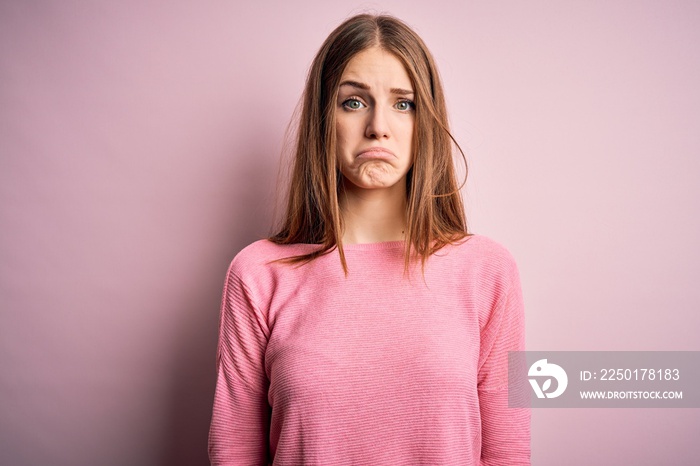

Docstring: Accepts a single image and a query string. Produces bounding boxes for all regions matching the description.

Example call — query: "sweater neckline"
[291,234,477,251]
[339,240,406,251]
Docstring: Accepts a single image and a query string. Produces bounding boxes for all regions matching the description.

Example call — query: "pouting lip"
[356,147,396,159]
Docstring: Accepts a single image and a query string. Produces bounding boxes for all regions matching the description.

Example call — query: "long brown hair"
[269,13,470,274]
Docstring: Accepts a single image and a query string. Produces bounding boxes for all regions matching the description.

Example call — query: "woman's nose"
[365,107,390,139]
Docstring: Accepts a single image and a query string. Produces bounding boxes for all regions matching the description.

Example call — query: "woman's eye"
[343,99,365,110]
[396,100,415,111]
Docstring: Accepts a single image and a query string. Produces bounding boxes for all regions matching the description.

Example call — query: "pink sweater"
[209,234,530,465]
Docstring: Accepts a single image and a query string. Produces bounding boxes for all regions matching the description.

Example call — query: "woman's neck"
[339,178,407,245]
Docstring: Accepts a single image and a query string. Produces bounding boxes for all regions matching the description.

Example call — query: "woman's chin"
[346,177,402,191]
[340,169,406,190]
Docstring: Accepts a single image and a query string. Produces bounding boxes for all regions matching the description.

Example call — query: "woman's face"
[335,46,415,192]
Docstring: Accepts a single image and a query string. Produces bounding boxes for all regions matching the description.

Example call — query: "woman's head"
[335,45,416,193]
[270,14,468,273]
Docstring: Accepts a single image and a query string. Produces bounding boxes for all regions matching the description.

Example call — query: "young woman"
[209,13,530,465]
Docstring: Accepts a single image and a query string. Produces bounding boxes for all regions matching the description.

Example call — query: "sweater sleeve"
[209,260,271,466]
[477,260,531,465]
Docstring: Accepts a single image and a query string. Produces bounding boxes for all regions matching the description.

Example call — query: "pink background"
[1,1,698,465]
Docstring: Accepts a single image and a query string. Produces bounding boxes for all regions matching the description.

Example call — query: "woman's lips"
[356,147,395,160]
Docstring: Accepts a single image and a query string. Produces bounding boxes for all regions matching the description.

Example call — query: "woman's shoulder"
[444,234,522,298]
[226,238,318,278]
[449,233,518,265]
[222,239,325,304]
[439,233,522,286]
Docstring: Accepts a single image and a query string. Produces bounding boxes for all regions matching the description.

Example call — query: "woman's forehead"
[339,47,413,91]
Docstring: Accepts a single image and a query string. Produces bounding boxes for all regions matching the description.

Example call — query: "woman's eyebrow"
[339,80,414,95]
[339,80,369,90]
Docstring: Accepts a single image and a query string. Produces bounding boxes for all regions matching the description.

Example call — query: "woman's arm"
[209,262,271,465]
[477,260,531,465]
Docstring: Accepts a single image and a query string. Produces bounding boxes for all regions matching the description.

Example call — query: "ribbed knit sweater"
[208,234,530,465]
